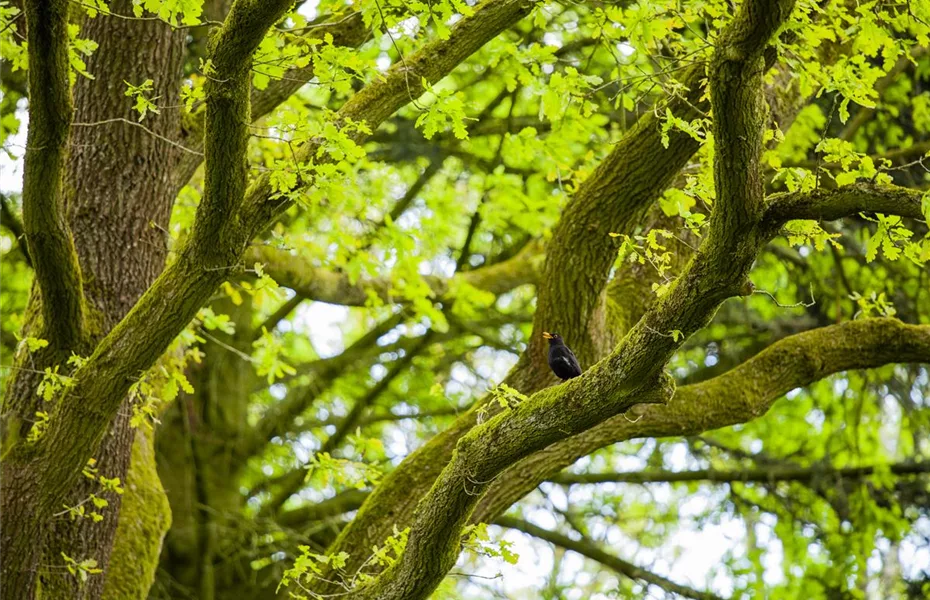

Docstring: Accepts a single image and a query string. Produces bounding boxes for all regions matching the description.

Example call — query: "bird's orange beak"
[542,332,553,339]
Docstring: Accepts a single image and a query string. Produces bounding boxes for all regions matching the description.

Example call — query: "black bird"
[543,332,582,380]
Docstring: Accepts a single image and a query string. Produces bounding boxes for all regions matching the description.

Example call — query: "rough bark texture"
[19,0,85,351]
[39,4,187,597]
[0,1,80,595]
[0,1,292,597]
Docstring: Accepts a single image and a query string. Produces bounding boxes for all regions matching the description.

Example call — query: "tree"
[0,0,928,599]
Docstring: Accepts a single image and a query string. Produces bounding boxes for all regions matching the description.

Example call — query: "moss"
[20,0,87,351]
[102,430,172,600]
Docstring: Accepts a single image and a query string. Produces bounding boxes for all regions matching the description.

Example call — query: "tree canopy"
[0,0,929,599]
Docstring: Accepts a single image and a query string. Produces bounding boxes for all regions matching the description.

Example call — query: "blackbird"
[543,332,582,380]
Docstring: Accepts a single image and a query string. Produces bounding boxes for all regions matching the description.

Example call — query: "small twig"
[199,331,255,363]
[0,11,22,35]
[72,118,203,155]
[448,571,504,580]
[0,364,54,376]
[814,94,838,190]
[373,0,423,110]
[752,282,816,309]
[0,193,31,266]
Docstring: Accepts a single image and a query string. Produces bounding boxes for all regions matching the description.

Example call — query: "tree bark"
[42,4,186,596]
[1,1,189,597]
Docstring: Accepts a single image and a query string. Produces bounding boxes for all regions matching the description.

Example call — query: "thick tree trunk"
[1,2,185,598]
[46,5,185,596]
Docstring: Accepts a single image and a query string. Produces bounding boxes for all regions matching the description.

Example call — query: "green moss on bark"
[102,430,172,600]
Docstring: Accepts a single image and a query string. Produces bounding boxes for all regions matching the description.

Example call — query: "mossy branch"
[762,182,927,226]
[267,320,929,539]
[705,0,795,249]
[20,0,86,350]
[548,461,930,486]
[239,0,538,230]
[472,318,930,523]
[190,0,297,263]
[335,2,796,598]
[277,489,370,528]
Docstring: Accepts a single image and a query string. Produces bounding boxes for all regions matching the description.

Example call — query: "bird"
[542,332,582,380]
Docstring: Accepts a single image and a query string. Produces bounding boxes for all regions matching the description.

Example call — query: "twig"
[72,118,203,155]
[752,282,816,309]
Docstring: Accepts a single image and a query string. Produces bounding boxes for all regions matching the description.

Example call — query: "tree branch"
[276,489,368,529]
[495,517,727,600]
[239,0,537,230]
[762,182,926,227]
[20,0,86,349]
[705,0,794,245]
[252,293,304,341]
[191,0,298,260]
[549,461,930,486]
[0,193,31,267]
[365,160,443,245]
[173,12,369,191]
[472,318,930,524]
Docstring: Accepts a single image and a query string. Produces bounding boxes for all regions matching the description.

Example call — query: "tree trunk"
[1,2,185,598]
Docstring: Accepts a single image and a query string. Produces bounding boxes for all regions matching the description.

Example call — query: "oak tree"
[1,0,929,599]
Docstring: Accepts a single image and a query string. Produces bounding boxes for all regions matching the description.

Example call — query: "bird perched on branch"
[543,332,582,380]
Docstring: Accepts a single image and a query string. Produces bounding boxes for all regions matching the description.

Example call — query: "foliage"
[1,0,929,599]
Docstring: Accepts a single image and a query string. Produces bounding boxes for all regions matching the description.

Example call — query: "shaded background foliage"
[1,0,929,599]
